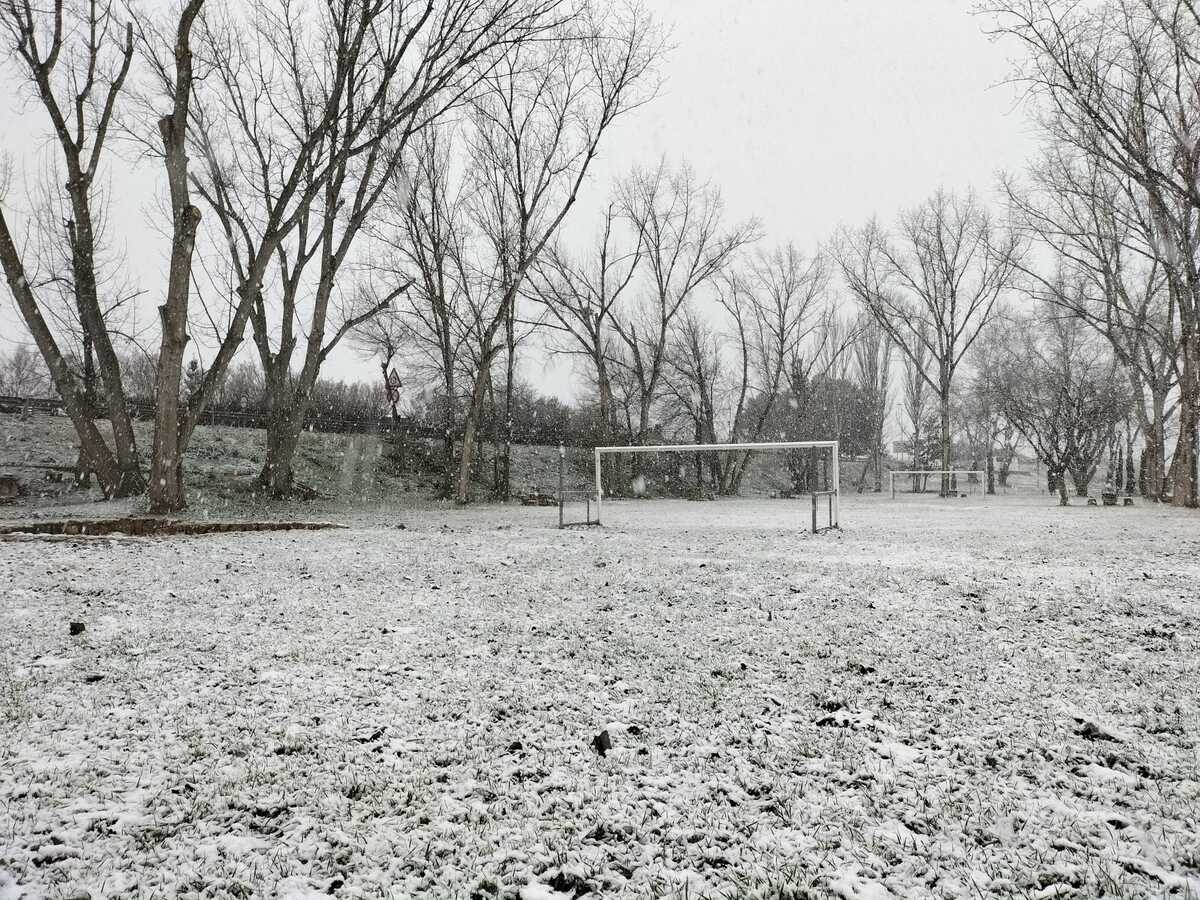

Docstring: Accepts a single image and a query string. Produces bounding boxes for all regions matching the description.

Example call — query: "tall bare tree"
[715,245,827,492]
[661,307,724,489]
[367,125,474,496]
[984,0,1200,505]
[898,323,932,491]
[852,315,892,492]
[1005,143,1180,501]
[451,2,664,503]
[528,203,642,487]
[0,0,144,496]
[137,0,206,512]
[612,160,759,457]
[838,190,1022,495]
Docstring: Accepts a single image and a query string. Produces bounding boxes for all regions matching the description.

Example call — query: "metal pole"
[811,492,817,534]
[594,447,603,526]
[558,444,565,529]
[832,441,840,527]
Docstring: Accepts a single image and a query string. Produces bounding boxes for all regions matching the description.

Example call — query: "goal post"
[557,444,600,528]
[591,440,840,531]
[888,469,986,499]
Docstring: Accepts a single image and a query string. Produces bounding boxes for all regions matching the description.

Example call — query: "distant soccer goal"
[889,469,985,499]
[587,440,840,533]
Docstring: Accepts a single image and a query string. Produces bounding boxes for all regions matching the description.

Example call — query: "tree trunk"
[1124,430,1136,496]
[456,356,493,504]
[872,422,884,493]
[986,442,996,495]
[595,350,616,495]
[1052,465,1070,505]
[1170,346,1198,507]
[939,377,951,496]
[0,211,140,497]
[256,360,305,498]
[1070,462,1091,497]
[65,209,144,495]
[501,303,516,501]
[440,370,457,500]
[149,74,204,514]
[1141,394,1165,500]
[148,218,199,513]
[261,412,301,498]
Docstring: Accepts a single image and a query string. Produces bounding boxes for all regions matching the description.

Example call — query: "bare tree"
[965,327,1022,493]
[133,0,206,513]
[530,204,641,442]
[709,245,827,492]
[852,314,892,492]
[352,305,410,421]
[450,3,664,503]
[984,0,1200,505]
[898,325,932,491]
[661,308,724,491]
[0,343,50,396]
[0,0,145,496]
[367,125,475,496]
[527,203,641,495]
[187,0,567,499]
[990,304,1133,504]
[838,190,1022,495]
[1005,145,1180,501]
[612,159,759,463]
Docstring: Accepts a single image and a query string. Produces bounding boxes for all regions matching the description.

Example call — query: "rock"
[592,729,612,757]
[69,621,85,636]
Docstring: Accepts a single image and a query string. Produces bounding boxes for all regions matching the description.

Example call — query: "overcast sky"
[1,0,1038,401]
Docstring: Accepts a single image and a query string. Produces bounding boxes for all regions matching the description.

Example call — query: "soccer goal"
[888,469,986,499]
[586,440,840,533]
[557,445,601,528]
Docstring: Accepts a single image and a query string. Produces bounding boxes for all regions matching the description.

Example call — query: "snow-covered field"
[1,495,1198,899]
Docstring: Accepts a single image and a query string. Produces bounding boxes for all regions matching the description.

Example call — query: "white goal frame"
[889,469,986,499]
[592,440,840,529]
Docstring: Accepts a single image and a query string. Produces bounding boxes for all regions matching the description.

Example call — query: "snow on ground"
[1,495,1198,899]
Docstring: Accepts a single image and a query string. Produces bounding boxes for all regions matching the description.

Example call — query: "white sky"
[1,0,1037,401]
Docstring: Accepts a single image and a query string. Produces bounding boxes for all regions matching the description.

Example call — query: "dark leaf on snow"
[592,729,612,757]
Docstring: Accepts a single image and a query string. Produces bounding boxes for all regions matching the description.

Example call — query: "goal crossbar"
[592,440,840,528]
[889,469,985,499]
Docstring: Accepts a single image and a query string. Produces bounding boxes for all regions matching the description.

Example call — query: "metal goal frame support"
[558,444,600,528]
[588,440,840,532]
[888,469,987,499]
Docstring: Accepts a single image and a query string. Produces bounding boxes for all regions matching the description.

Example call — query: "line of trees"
[1,0,662,511]
[984,0,1200,505]
[3,0,1196,509]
